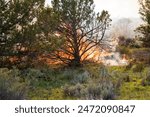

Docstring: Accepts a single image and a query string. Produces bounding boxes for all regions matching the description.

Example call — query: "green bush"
[84,80,115,100]
[131,63,144,72]
[141,70,150,86]
[63,83,84,98]
[0,68,27,100]
[116,46,130,55]
[22,68,55,81]
[63,80,115,100]
[122,73,130,82]
[130,48,150,63]
[71,71,90,84]
[99,66,110,79]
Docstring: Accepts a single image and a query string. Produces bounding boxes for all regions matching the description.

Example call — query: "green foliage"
[131,63,145,72]
[85,80,115,100]
[71,71,90,84]
[1,64,150,100]
[63,80,115,100]
[0,0,62,68]
[63,66,115,100]
[141,68,150,86]
[35,7,64,53]
[24,68,88,99]
[109,67,130,94]
[50,0,111,66]
[136,0,150,47]
[0,0,45,67]
[22,68,54,81]
[86,64,110,80]
[63,83,84,98]
[116,36,139,56]
[111,66,150,100]
[116,46,130,55]
[118,36,136,48]
[0,68,27,100]
[129,48,150,64]
[0,65,148,100]
[48,88,67,100]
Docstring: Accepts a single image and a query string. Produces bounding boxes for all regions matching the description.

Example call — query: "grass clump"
[63,66,116,100]
[0,68,27,100]
[131,63,145,72]
[141,69,150,86]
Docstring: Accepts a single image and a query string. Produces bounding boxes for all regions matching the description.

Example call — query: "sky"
[45,0,140,19]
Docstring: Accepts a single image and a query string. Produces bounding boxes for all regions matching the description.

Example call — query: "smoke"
[101,52,128,66]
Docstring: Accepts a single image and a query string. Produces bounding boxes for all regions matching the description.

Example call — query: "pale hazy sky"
[45,0,140,18]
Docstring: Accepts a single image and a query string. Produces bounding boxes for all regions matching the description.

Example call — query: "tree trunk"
[73,51,81,67]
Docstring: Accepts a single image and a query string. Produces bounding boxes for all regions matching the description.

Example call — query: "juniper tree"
[50,0,111,67]
[136,0,150,47]
[0,0,44,67]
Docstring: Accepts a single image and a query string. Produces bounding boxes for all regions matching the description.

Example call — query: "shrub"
[131,63,144,72]
[22,68,55,81]
[71,71,90,84]
[101,81,115,100]
[0,68,27,100]
[63,80,115,100]
[48,88,65,100]
[88,65,110,80]
[122,73,130,82]
[116,46,130,55]
[84,83,102,99]
[141,70,150,86]
[84,80,115,100]
[99,66,110,79]
[23,68,43,79]
[63,83,84,98]
[110,70,130,92]
[60,69,76,80]
[130,48,150,63]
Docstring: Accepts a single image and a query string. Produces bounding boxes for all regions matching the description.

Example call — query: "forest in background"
[0,0,150,100]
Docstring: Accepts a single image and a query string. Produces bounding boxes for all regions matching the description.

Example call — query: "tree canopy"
[136,0,150,47]
[0,0,111,68]
[0,0,45,67]
[50,0,111,67]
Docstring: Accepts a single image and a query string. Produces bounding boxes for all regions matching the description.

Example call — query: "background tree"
[50,0,111,67]
[35,7,64,54]
[136,0,150,47]
[111,18,133,39]
[0,0,45,67]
